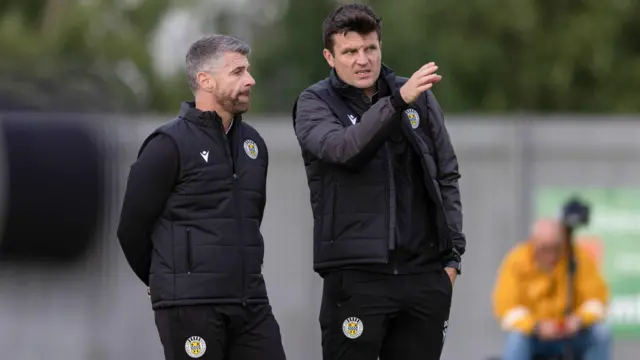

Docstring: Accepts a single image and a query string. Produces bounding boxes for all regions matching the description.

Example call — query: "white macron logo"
[200,150,209,162]
[348,114,357,125]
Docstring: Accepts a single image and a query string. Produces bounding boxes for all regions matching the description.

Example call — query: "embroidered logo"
[200,150,209,162]
[185,336,207,358]
[243,140,258,160]
[342,317,364,339]
[405,108,420,129]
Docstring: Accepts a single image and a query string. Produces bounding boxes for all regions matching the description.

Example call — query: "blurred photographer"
[492,217,611,360]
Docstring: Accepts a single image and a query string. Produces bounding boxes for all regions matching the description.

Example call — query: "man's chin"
[232,104,250,115]
[351,79,376,90]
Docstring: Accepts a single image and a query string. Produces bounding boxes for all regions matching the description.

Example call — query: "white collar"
[225,118,234,134]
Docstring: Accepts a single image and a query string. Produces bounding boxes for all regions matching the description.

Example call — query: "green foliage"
[250,0,338,113]
[251,0,640,114]
[0,0,187,113]
[1,0,639,114]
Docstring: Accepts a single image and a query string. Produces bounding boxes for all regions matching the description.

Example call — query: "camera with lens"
[561,196,591,230]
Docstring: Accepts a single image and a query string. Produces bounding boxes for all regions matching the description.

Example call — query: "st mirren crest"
[243,139,259,160]
[405,108,420,129]
[184,336,207,358]
[342,317,364,339]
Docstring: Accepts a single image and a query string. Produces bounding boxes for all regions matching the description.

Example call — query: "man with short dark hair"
[117,34,286,360]
[292,4,466,360]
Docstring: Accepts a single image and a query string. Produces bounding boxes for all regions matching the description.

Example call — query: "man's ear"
[323,49,335,68]
[197,72,215,93]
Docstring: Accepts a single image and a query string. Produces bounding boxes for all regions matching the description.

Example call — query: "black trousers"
[154,303,286,360]
[320,268,453,360]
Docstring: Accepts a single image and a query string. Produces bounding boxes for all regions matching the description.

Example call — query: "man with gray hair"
[117,34,286,360]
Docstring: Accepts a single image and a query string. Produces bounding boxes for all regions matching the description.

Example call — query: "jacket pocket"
[186,227,193,273]
[330,182,338,241]
[314,179,325,251]
[328,271,350,304]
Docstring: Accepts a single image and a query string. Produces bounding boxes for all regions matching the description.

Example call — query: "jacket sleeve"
[574,247,609,326]
[117,134,178,286]
[492,248,537,334]
[424,91,466,254]
[293,88,407,169]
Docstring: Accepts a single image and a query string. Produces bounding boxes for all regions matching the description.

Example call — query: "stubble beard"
[217,89,250,116]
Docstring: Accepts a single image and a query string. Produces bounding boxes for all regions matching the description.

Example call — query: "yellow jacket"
[492,242,608,334]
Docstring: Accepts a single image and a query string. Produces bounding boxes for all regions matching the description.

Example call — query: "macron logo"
[348,114,358,125]
[200,150,209,162]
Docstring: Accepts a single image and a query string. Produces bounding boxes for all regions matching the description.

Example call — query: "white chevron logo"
[200,150,209,162]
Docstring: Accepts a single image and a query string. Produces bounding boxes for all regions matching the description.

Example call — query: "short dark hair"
[322,3,382,53]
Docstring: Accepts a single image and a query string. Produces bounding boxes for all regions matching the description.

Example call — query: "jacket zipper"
[221,122,245,307]
[221,123,235,174]
[384,143,398,275]
[186,227,192,274]
[234,176,245,307]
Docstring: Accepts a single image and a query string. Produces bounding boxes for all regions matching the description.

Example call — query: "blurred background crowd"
[0,0,639,359]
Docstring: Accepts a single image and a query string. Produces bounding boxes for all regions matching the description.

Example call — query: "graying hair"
[185,34,251,92]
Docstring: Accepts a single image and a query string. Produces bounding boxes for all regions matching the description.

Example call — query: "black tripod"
[561,225,577,360]
[559,197,591,360]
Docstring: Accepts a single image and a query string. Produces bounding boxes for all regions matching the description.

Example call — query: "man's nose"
[246,73,256,87]
[356,51,368,65]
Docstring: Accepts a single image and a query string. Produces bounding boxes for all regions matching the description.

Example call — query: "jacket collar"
[179,101,239,133]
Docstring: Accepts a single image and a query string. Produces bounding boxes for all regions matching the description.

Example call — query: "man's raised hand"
[399,62,442,104]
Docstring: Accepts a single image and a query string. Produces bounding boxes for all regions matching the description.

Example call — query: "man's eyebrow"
[229,65,247,73]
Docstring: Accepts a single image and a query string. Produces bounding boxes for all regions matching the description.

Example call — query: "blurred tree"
[0,0,189,113]
[1,0,638,114]
[250,0,337,113]
[250,0,640,114]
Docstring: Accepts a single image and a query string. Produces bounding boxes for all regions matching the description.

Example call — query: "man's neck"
[195,97,233,131]
[364,86,377,99]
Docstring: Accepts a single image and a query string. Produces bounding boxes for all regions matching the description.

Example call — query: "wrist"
[445,261,461,275]
[442,248,462,275]
[392,88,409,109]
